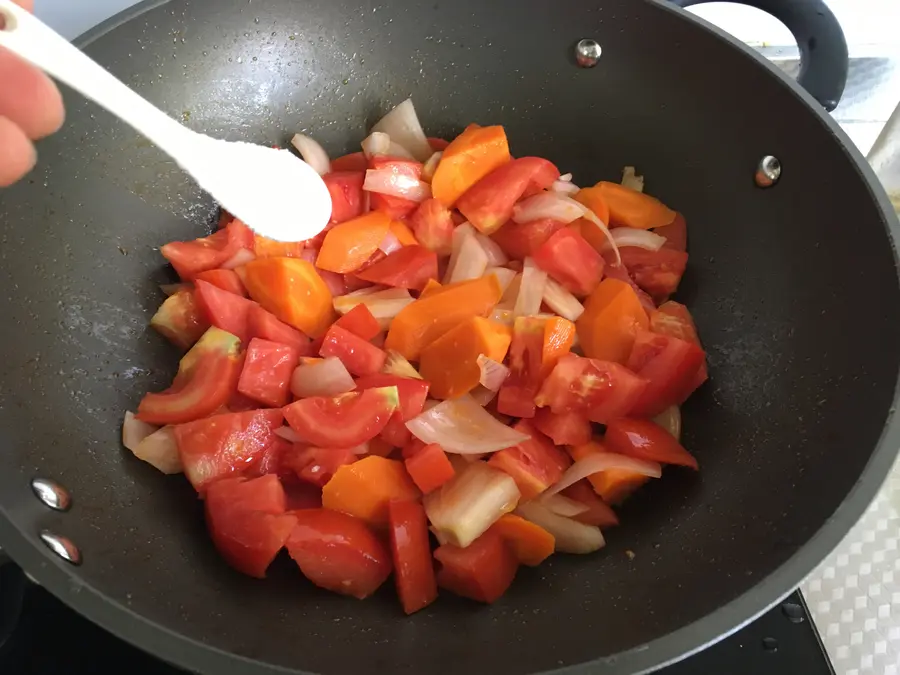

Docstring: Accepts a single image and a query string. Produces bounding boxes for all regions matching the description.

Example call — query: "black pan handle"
[669,0,849,111]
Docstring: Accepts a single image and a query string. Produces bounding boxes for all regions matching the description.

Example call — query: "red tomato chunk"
[237,338,301,408]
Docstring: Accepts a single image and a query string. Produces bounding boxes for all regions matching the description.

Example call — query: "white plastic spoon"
[0,0,331,242]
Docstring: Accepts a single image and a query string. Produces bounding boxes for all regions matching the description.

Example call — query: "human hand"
[0,0,64,186]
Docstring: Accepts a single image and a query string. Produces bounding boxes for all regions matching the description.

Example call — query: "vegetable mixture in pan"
[122,99,705,614]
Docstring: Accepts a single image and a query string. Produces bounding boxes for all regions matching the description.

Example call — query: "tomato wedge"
[497,316,544,418]
[491,218,565,261]
[605,417,698,469]
[238,338,301,408]
[434,529,518,604]
[626,330,705,417]
[334,303,382,341]
[323,171,365,224]
[354,245,438,292]
[194,279,256,343]
[194,269,247,297]
[388,500,438,614]
[650,300,708,390]
[532,408,592,446]
[150,289,209,350]
[410,198,454,255]
[160,220,253,280]
[532,227,604,297]
[246,304,311,354]
[319,324,387,376]
[330,152,368,173]
[282,387,399,448]
[488,419,570,500]
[619,247,689,303]
[282,445,358,487]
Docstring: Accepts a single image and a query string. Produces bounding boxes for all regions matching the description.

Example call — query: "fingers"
[0,116,36,187]
[0,49,64,140]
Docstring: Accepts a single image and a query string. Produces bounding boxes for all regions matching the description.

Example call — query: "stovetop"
[0,563,833,675]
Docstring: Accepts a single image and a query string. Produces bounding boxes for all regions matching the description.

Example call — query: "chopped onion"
[290,133,331,176]
[221,247,256,269]
[477,355,510,391]
[130,426,182,475]
[422,151,442,183]
[291,357,355,398]
[514,257,547,317]
[539,493,590,518]
[469,385,498,407]
[388,142,417,160]
[424,462,521,548]
[474,231,509,266]
[364,169,432,202]
[622,166,645,193]
[333,288,414,321]
[551,180,580,195]
[558,173,573,182]
[578,205,622,265]
[361,131,391,159]
[159,283,188,296]
[370,98,434,162]
[484,267,517,293]
[406,395,530,454]
[379,230,403,256]
[275,426,302,443]
[516,501,605,554]
[512,192,585,225]
[542,278,585,321]
[442,222,474,283]
[611,227,666,251]
[447,232,489,284]
[544,453,662,498]
[500,273,522,305]
[653,405,682,441]
[382,350,423,380]
[122,411,158,452]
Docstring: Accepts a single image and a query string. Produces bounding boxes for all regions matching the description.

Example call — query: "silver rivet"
[39,531,82,565]
[31,477,72,512]
[755,155,782,187]
[575,39,602,68]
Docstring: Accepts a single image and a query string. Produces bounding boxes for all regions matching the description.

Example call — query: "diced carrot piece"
[404,443,455,494]
[419,317,512,399]
[573,187,611,227]
[489,514,555,566]
[419,278,443,299]
[242,258,336,338]
[322,456,421,526]
[594,182,676,230]
[541,316,575,378]
[384,275,503,361]
[390,220,418,246]
[567,441,650,504]
[316,212,392,274]
[335,303,381,341]
[253,234,306,258]
[576,278,648,364]
[431,125,511,208]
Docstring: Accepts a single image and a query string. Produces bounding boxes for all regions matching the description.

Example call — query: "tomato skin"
[283,444,359,487]
[434,529,518,604]
[194,269,248,297]
[206,507,296,579]
[330,152,369,172]
[282,387,399,448]
[532,408,592,446]
[404,443,455,494]
[410,198,455,255]
[150,289,210,350]
[334,303,382,341]
[654,212,687,252]
[388,500,438,614]
[535,353,648,424]
[650,300,708,390]
[319,324,387,377]
[244,437,293,478]
[491,218,565,261]
[533,228,604,297]
[323,171,366,224]
[206,474,287,514]
[497,317,545,418]
[605,418,699,469]
[246,304,311,354]
[237,338,301,408]
[286,508,392,599]
[160,220,253,280]
[487,420,571,500]
[174,409,285,491]
[619,246,689,303]
[194,279,256,343]
[368,157,425,220]
[355,245,438,292]
[626,330,705,417]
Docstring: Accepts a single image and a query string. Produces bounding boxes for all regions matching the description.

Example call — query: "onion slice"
[611,227,666,251]
[558,173,573,182]
[122,411,158,452]
[653,405,682,441]
[473,231,508,266]
[364,169,432,202]
[221,247,256,269]
[361,131,391,159]
[578,205,622,265]
[447,231,489,283]
[129,426,182,475]
[370,98,434,162]
[379,230,403,256]
[512,192,585,225]
[539,493,590,518]
[469,385,498,407]
[290,133,331,176]
[542,278,585,321]
[544,453,662,498]
[477,355,510,391]
[621,166,645,193]
[422,151,442,183]
[514,257,547,317]
[406,395,531,454]
[484,267,517,294]
[516,501,605,554]
[551,180,580,195]
[333,288,414,321]
[291,357,355,398]
[383,350,423,379]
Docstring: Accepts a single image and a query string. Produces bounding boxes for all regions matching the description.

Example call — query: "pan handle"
[669,0,849,111]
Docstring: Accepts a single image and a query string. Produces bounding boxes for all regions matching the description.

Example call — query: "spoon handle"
[0,0,190,155]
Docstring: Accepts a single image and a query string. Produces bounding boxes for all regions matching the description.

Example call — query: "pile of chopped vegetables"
[122,99,705,613]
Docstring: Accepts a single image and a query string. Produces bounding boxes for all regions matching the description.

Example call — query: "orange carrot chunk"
[567,441,650,504]
[595,182,676,230]
[316,211,392,274]
[576,278,648,364]
[489,514,555,566]
[322,456,421,527]
[389,220,419,246]
[431,125,511,208]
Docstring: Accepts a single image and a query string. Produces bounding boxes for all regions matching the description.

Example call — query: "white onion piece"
[474,231,509,266]
[477,355,510,391]
[333,288,414,321]
[388,142,417,160]
[544,453,662,498]
[500,273,522,305]
[361,131,391,159]
[221,247,256,269]
[442,222,475,283]
[370,98,434,162]
[653,406,682,441]
[485,267,517,294]
[539,493,590,518]
[364,169,432,202]
[469,385,498,407]
[379,230,403,256]
[159,283,188,296]
[611,228,666,251]
[542,278,585,321]
[558,173,573,182]
[275,426,302,443]
[383,350,423,379]
[422,151,442,182]
[514,257,547,317]
[512,192,584,225]
[122,412,158,452]
[424,462,521,548]
[291,357,355,398]
[290,133,331,176]
[579,204,622,265]
[343,285,387,297]
[406,395,530,454]
[489,306,515,326]
[551,180,580,195]
[447,232,489,284]
[130,426,182,475]
[622,166,645,193]
[516,501,604,554]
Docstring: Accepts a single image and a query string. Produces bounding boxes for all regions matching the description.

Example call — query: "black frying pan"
[1,0,899,673]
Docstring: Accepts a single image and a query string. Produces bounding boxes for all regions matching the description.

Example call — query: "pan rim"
[3,0,899,673]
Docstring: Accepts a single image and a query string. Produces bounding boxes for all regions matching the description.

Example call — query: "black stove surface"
[0,563,833,674]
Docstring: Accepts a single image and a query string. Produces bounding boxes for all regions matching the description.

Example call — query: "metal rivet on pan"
[39,531,82,566]
[781,601,805,623]
[30,478,72,512]
[755,155,782,187]
[574,39,602,68]
[761,636,779,652]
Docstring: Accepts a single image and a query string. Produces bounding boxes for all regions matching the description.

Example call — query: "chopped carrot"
[594,182,676,230]
[335,303,381,341]
[418,278,443,299]
[242,257,336,338]
[253,234,306,259]
[322,456,421,527]
[573,187,611,227]
[431,125,511,208]
[385,275,503,361]
[541,316,575,378]
[316,212,392,274]
[489,514,555,566]
[576,278,648,363]
[419,317,512,399]
[404,443,456,494]
[567,441,650,504]
[390,220,419,246]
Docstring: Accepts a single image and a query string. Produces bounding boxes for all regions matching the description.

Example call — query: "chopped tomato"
[228,390,263,413]
[195,268,248,297]
[491,218,565,261]
[561,480,618,528]
[194,279,256,343]
[246,304,311,354]
[497,316,544,418]
[535,353,647,424]
[619,246,688,303]
[174,408,285,491]
[456,157,559,234]
[404,443,455,494]
[368,156,425,219]
[488,419,570,500]
[323,171,365,224]
[206,474,286,514]
[626,330,705,416]
[532,408,592,446]
[388,500,438,614]
[319,324,387,376]
[334,303,382,341]
[650,300,708,390]
[286,508,392,599]
[150,289,209,350]
[160,220,253,280]
[354,374,430,421]
[434,529,518,604]
[137,327,243,425]
[282,387,399,448]
[605,418,699,469]
[379,417,413,449]
[654,212,687,252]
[283,481,324,511]
[217,209,233,230]
[245,436,293,478]
[237,338,301,407]
[330,152,368,172]
[354,245,438,291]
[533,228,604,297]
[282,445,358,488]
[410,198,454,255]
